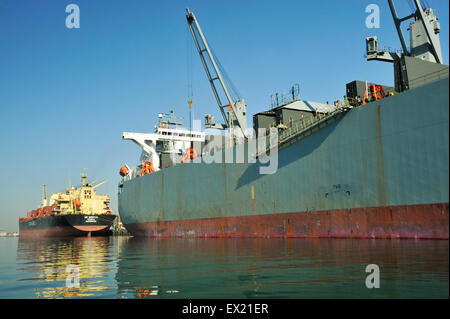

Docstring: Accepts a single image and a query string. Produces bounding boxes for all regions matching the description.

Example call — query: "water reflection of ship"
[115,238,198,298]
[115,237,449,298]
[16,237,112,298]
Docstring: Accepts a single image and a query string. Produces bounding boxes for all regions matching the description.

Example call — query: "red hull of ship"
[19,226,111,238]
[124,203,449,239]
[72,225,109,232]
[18,214,115,238]
[20,226,83,238]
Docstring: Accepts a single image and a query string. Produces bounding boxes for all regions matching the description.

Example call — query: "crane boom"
[412,0,442,64]
[92,180,108,190]
[186,8,247,140]
[386,0,442,64]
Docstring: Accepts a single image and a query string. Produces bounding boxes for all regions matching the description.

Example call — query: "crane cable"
[186,24,194,100]
[211,49,242,102]
[186,25,194,148]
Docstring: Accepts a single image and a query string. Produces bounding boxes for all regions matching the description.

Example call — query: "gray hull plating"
[118,78,449,229]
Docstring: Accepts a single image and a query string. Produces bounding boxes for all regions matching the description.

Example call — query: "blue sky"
[0,0,448,231]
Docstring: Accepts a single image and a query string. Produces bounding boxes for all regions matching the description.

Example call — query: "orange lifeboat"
[181,147,198,163]
[140,162,155,176]
[75,198,82,208]
[120,166,129,177]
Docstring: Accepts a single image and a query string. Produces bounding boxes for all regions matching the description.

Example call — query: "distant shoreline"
[0,233,19,237]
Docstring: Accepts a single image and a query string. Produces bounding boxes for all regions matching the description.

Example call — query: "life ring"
[120,166,129,176]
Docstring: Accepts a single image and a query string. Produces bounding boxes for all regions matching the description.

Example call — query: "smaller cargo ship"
[19,171,116,238]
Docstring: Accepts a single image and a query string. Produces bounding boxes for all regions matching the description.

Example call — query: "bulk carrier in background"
[118,1,449,238]
[19,171,116,237]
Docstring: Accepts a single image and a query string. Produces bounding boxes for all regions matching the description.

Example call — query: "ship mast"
[41,184,47,207]
[186,8,248,144]
[81,168,87,187]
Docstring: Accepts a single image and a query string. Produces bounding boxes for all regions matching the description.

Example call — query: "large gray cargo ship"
[118,1,449,238]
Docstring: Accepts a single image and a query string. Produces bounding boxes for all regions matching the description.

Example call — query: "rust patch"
[287,218,291,237]
[125,202,449,239]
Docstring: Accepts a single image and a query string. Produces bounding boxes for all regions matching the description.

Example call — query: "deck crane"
[186,8,248,144]
[365,0,447,92]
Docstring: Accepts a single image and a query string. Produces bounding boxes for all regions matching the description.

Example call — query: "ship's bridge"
[122,109,207,177]
[154,126,205,142]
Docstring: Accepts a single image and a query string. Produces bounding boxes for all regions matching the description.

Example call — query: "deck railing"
[277,102,350,144]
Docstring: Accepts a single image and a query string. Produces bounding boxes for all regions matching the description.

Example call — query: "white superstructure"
[122,110,205,175]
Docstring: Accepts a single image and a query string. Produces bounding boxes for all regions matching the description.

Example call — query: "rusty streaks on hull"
[124,203,449,239]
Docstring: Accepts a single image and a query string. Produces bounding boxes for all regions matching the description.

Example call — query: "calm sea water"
[0,237,447,299]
